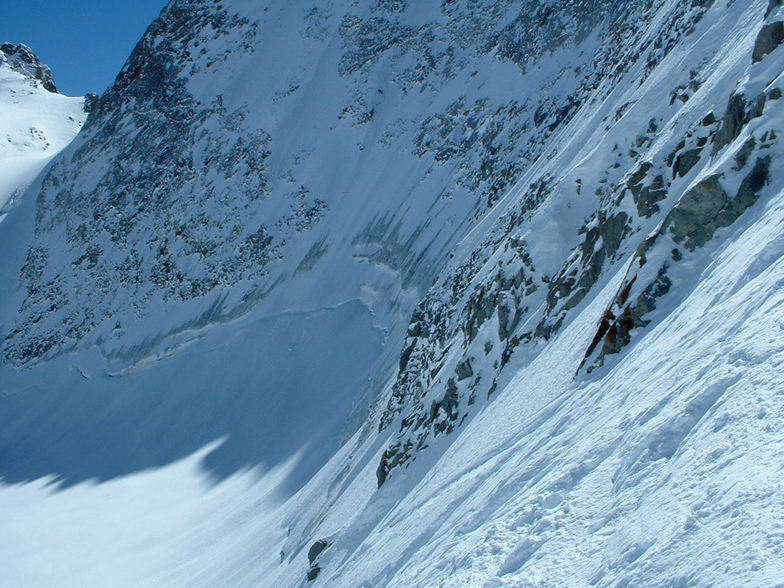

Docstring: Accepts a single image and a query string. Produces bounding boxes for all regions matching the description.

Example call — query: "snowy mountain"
[1,0,784,586]
[0,43,90,220]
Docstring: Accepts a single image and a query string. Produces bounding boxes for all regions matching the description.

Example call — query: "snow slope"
[1,0,784,586]
[0,44,87,217]
[4,189,783,586]
[286,181,784,588]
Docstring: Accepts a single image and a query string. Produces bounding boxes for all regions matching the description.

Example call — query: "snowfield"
[1,0,783,586]
[0,47,86,217]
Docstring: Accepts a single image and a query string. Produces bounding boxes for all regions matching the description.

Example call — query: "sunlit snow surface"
[0,60,85,214]
[1,0,784,586]
[0,441,290,587]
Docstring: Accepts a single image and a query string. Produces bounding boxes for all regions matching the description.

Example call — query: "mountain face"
[1,0,715,369]
[2,1,784,587]
[0,44,89,216]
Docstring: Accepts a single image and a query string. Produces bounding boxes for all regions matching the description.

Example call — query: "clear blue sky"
[1,0,170,96]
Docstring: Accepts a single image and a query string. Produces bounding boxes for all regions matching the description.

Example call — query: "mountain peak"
[0,42,59,93]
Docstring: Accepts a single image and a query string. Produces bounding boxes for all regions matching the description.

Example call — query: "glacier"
[1,0,783,586]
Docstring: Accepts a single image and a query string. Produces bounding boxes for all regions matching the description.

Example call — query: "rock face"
[0,43,58,93]
[665,175,730,250]
[712,93,747,155]
[306,540,330,581]
[373,0,784,480]
[1,1,784,587]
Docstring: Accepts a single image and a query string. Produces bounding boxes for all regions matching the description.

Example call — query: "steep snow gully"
[1,0,784,586]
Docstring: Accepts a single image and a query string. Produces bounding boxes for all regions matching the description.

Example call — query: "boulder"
[455,359,473,380]
[711,93,746,155]
[307,539,330,565]
[752,21,784,63]
[665,175,728,250]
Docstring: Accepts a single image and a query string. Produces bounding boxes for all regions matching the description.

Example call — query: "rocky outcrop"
[1,4,294,365]
[0,43,58,93]
[667,159,770,252]
[665,175,730,251]
[712,93,747,155]
[306,539,331,581]
[583,152,772,371]
[83,93,100,113]
[752,21,784,63]
[2,0,778,515]
[374,0,781,485]
[3,0,695,367]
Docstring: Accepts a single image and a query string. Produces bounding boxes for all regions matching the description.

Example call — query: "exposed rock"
[766,0,782,19]
[583,149,772,375]
[665,175,729,251]
[581,245,672,372]
[752,21,784,63]
[635,175,668,217]
[1,0,782,584]
[455,359,473,380]
[672,149,701,178]
[375,0,408,14]
[83,93,100,114]
[307,565,321,581]
[711,93,746,155]
[308,539,330,564]
[0,42,58,93]
[735,156,771,209]
[399,339,417,372]
[751,92,767,119]
[628,162,668,217]
[665,157,770,251]
[377,441,412,487]
[734,138,756,170]
[306,539,331,581]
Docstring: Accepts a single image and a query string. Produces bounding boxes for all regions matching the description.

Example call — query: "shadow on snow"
[0,299,384,497]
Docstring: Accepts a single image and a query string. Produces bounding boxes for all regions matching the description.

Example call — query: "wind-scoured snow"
[1,0,783,586]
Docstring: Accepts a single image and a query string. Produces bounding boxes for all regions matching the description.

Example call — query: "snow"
[0,298,384,586]
[281,177,784,588]
[0,299,384,489]
[1,0,783,586]
[8,217,782,586]
[0,58,86,212]
[0,441,289,588]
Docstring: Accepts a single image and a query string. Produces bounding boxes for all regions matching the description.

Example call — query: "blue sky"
[1,0,170,96]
